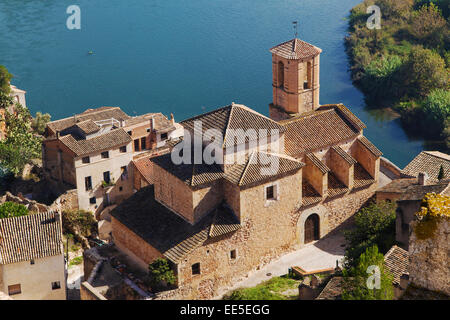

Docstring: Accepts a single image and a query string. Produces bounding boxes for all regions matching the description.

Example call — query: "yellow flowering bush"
[414,193,450,240]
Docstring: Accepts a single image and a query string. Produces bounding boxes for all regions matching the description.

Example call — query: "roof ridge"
[238,152,256,186]
[222,104,235,148]
[423,151,450,161]
[48,107,121,125]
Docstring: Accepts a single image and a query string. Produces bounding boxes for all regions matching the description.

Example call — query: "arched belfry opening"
[304,214,320,244]
[278,61,285,88]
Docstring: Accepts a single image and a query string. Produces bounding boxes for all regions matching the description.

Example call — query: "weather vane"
[293,21,298,38]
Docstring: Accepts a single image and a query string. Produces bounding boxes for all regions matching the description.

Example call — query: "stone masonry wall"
[409,218,450,295]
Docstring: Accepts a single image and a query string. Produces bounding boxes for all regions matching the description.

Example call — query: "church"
[109,37,382,299]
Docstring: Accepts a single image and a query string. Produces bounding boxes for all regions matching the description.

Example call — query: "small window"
[127,131,132,136]
[230,250,237,260]
[121,166,128,181]
[51,281,61,290]
[103,171,111,184]
[85,176,92,191]
[266,185,275,200]
[89,197,96,204]
[82,156,90,164]
[160,132,168,140]
[141,137,147,150]
[30,259,35,265]
[8,284,21,295]
[134,139,140,151]
[147,128,150,133]
[119,186,123,192]
[101,151,109,159]
[192,263,200,275]
[119,146,127,153]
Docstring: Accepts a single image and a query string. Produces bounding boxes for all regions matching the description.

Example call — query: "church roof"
[180,103,285,148]
[281,104,366,157]
[270,38,322,60]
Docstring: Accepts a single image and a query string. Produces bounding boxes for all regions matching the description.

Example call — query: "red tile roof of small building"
[270,38,322,60]
[384,245,409,285]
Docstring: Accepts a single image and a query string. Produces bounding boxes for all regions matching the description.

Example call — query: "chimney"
[418,172,429,186]
[56,131,60,139]
[121,119,125,127]
[170,113,174,125]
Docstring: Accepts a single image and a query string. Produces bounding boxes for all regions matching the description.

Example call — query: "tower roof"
[270,38,322,60]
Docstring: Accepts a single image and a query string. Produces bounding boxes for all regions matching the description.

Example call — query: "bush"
[62,209,97,238]
[0,201,29,218]
[344,201,396,268]
[148,258,176,289]
[31,112,51,135]
[420,88,450,137]
[0,65,12,94]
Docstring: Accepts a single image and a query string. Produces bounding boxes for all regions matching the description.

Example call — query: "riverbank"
[345,0,449,152]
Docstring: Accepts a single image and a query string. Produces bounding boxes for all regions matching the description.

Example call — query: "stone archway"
[304,214,320,244]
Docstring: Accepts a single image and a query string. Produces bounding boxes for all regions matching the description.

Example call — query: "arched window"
[278,61,285,88]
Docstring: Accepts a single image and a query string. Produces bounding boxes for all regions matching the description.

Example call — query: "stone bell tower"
[269,38,322,121]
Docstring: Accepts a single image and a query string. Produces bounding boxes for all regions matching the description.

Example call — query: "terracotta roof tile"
[327,172,348,198]
[0,211,63,265]
[59,128,132,156]
[47,107,130,133]
[302,180,322,207]
[331,146,357,165]
[399,179,450,201]
[384,245,409,285]
[306,153,330,174]
[133,157,154,185]
[402,151,450,181]
[281,105,363,157]
[316,277,344,300]
[270,38,322,60]
[353,163,375,189]
[125,113,175,132]
[74,119,100,135]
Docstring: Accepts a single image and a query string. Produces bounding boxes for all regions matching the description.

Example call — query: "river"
[0,0,430,167]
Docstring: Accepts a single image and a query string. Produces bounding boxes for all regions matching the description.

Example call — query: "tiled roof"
[124,113,175,132]
[59,128,132,156]
[399,179,450,201]
[110,186,240,264]
[270,38,322,60]
[302,180,322,207]
[0,211,63,265]
[331,146,357,165]
[327,172,348,198]
[181,104,285,148]
[402,151,450,181]
[306,153,330,174]
[377,178,417,194]
[133,157,154,185]
[47,107,130,133]
[234,152,304,188]
[357,136,383,157]
[74,119,100,135]
[353,163,375,189]
[281,104,364,157]
[316,277,344,300]
[151,152,224,188]
[384,245,409,286]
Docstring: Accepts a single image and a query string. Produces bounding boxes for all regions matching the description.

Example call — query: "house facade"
[42,107,183,214]
[109,38,383,299]
[0,84,27,140]
[0,211,66,300]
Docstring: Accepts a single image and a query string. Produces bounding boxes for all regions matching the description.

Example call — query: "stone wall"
[409,218,449,295]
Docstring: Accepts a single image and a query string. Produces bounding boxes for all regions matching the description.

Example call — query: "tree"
[343,201,396,268]
[420,88,450,137]
[31,111,51,135]
[342,245,394,300]
[0,65,12,95]
[375,0,414,20]
[404,46,448,98]
[410,3,447,47]
[438,165,445,180]
[0,201,29,219]
[0,101,42,175]
[148,258,176,289]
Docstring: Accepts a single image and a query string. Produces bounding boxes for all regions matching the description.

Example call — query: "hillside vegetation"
[346,0,449,149]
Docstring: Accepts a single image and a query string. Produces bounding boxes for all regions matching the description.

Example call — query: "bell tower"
[269,38,322,121]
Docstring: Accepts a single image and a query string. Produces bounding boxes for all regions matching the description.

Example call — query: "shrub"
[0,201,29,218]
[62,209,97,238]
[414,193,450,240]
[344,201,396,268]
[420,89,450,137]
[148,258,176,289]
[409,3,447,47]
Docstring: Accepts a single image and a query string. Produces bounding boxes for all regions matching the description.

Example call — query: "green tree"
[31,111,51,135]
[0,101,42,175]
[404,46,448,98]
[410,3,447,47]
[0,65,12,95]
[62,209,98,238]
[342,245,394,300]
[438,164,445,180]
[0,201,29,218]
[421,88,450,137]
[344,201,397,268]
[148,258,176,289]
